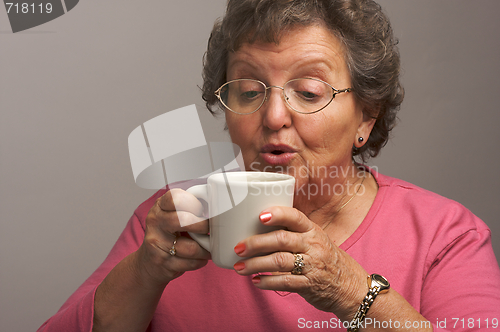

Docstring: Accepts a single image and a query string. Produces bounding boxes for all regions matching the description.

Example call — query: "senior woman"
[38,0,500,331]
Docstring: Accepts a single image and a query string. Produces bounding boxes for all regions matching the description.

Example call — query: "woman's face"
[225,25,375,203]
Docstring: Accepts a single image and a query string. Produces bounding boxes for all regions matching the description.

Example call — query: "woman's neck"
[294,165,378,246]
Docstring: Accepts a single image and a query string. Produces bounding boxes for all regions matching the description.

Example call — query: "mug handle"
[186,185,211,252]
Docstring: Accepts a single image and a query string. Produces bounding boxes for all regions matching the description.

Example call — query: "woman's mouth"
[260,144,296,165]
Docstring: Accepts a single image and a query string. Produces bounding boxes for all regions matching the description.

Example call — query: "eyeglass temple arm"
[333,88,352,98]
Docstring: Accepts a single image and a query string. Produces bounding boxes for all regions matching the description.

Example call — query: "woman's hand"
[232,206,368,321]
[137,188,211,286]
[93,188,211,332]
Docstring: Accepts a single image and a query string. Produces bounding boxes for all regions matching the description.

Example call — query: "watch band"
[347,274,390,332]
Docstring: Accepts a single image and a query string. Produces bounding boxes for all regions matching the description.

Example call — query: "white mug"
[187,171,295,269]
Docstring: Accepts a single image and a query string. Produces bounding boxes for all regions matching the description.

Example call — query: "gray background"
[1,1,499,331]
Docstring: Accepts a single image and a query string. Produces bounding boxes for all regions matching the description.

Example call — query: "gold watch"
[347,274,390,332]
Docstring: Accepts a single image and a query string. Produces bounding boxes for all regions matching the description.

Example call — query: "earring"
[358,137,364,143]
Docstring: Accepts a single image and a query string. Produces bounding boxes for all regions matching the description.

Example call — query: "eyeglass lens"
[219,79,335,114]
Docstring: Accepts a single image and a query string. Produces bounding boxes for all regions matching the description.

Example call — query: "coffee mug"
[187,171,295,269]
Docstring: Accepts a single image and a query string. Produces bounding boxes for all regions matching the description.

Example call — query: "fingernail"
[259,212,272,223]
[234,243,246,255]
[252,276,261,284]
[233,262,245,271]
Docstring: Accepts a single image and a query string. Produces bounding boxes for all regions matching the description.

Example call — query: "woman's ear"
[354,112,377,148]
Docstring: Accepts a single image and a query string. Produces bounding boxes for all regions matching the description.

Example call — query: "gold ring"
[291,253,305,275]
[169,238,177,256]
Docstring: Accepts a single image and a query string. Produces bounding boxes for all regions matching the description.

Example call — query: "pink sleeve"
[36,211,147,332]
[422,225,500,331]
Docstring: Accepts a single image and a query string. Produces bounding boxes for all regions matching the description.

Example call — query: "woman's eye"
[241,91,259,99]
[299,91,319,99]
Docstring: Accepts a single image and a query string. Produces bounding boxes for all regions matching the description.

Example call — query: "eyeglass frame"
[214,77,352,115]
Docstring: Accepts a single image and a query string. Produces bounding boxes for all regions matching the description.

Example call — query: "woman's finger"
[173,236,211,260]
[147,206,209,234]
[259,206,315,233]
[167,255,210,273]
[169,210,209,233]
[138,231,210,283]
[250,273,304,292]
[157,188,204,216]
[147,189,209,234]
[233,206,317,257]
[145,230,210,259]
[234,251,309,275]
[234,229,307,257]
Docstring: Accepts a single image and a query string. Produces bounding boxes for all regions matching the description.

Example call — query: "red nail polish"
[252,276,261,284]
[259,212,272,223]
[233,262,245,271]
[234,243,246,255]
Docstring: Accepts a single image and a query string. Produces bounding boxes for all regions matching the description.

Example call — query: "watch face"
[372,274,390,288]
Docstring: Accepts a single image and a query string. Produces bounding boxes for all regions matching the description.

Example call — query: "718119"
[5,2,53,14]
[452,318,498,329]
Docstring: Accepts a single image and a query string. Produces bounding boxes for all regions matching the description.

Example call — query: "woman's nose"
[261,87,292,130]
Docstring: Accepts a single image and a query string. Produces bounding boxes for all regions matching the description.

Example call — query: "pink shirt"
[38,171,500,331]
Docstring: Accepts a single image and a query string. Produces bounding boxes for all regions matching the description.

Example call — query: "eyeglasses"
[215,78,352,115]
